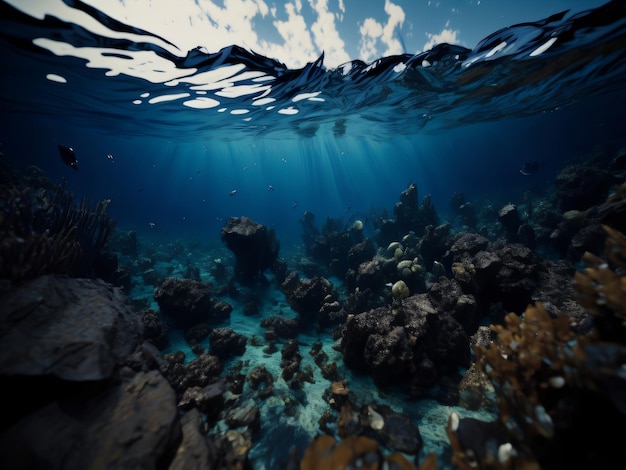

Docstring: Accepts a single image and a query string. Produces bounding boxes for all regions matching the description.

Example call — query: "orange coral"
[458,205,626,468]
[299,434,434,470]
[574,225,626,322]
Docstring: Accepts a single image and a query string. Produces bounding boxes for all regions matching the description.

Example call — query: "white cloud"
[261,2,318,68]
[423,22,460,52]
[358,0,405,64]
[381,0,405,56]
[9,0,353,72]
[359,18,383,63]
[308,0,351,67]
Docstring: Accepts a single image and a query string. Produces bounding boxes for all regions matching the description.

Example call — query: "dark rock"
[355,257,389,291]
[495,243,540,314]
[418,223,452,269]
[178,380,226,418]
[441,232,490,267]
[160,353,222,396]
[225,399,260,432]
[428,277,480,334]
[281,339,302,382]
[556,165,614,211]
[154,277,213,328]
[209,327,247,359]
[139,308,170,350]
[281,272,336,326]
[260,316,299,339]
[168,409,211,470]
[347,238,376,271]
[498,203,520,239]
[394,182,419,231]
[0,275,182,469]
[0,276,144,381]
[370,404,423,454]
[221,216,280,285]
[340,294,470,391]
[185,322,210,351]
[246,365,274,399]
[209,300,233,324]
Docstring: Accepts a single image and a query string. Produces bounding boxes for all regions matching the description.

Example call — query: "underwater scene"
[1,0,626,468]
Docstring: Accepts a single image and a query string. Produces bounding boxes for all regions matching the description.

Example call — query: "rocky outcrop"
[0,275,251,469]
[0,275,182,469]
[340,293,470,392]
[280,272,338,327]
[154,277,232,328]
[220,216,280,284]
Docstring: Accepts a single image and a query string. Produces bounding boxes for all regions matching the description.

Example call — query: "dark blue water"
[1,0,626,468]
[1,0,626,246]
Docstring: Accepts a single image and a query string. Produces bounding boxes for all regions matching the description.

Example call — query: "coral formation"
[448,186,626,469]
[0,180,115,283]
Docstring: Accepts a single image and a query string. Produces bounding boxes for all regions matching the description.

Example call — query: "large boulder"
[340,294,470,392]
[221,216,280,284]
[154,277,231,328]
[0,275,184,469]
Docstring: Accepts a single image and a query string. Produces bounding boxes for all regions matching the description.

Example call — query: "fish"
[268,185,274,191]
[520,161,544,176]
[58,144,78,171]
[229,189,237,196]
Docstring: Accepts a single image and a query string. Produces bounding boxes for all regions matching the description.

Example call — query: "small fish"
[268,185,274,191]
[229,189,237,196]
[148,222,156,228]
[58,144,78,171]
[520,161,544,176]
[292,200,298,209]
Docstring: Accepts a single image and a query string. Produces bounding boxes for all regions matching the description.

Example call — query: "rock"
[178,380,226,417]
[281,272,337,326]
[225,399,260,431]
[209,327,247,359]
[160,352,222,396]
[0,275,182,469]
[154,277,214,328]
[498,203,521,239]
[0,275,143,381]
[221,216,280,284]
[341,294,470,390]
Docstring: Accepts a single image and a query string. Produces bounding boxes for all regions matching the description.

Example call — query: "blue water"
[2,0,626,468]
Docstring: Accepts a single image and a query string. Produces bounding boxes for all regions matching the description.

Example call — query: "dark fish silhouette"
[520,161,543,176]
[58,145,78,171]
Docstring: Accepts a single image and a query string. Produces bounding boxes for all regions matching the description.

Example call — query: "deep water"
[2,0,626,469]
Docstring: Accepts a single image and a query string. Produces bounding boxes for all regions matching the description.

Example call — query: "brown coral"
[299,434,434,470]
[451,205,626,469]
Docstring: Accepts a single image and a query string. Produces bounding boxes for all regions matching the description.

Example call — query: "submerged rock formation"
[220,216,280,284]
[0,276,181,468]
[0,275,252,469]
[340,293,470,391]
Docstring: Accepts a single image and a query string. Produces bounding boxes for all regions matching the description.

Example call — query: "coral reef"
[0,178,115,284]
[448,185,626,469]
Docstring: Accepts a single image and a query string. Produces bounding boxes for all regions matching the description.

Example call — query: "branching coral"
[0,181,115,283]
[574,224,626,329]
